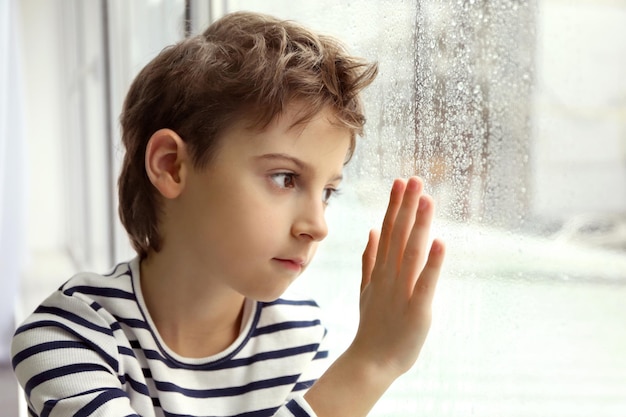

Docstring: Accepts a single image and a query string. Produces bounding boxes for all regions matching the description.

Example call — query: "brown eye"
[271,173,297,189]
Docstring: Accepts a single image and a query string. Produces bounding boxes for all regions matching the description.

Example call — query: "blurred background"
[1,0,626,416]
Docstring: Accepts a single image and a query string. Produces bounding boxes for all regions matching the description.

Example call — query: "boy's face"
[169,105,351,301]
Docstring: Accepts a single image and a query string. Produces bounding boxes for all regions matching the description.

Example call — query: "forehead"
[219,105,353,161]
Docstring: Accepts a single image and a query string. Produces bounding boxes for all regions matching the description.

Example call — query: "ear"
[145,128,188,199]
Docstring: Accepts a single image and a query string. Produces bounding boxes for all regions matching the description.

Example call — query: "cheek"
[211,195,284,248]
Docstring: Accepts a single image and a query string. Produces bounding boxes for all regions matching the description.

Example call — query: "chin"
[248,283,293,303]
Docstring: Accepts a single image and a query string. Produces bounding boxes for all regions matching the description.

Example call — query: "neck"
[139,252,246,358]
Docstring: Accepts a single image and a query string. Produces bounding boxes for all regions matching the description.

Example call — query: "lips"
[272,258,306,272]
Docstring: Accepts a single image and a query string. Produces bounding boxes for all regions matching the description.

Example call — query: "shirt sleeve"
[11,291,143,417]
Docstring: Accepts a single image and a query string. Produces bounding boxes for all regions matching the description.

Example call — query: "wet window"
[225,1,626,415]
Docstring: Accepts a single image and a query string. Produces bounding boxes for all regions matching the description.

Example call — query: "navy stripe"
[162,405,277,417]
[254,320,321,336]
[118,345,135,357]
[13,321,118,371]
[114,316,151,330]
[41,401,54,417]
[25,363,110,396]
[63,285,135,300]
[154,374,299,398]
[122,373,150,396]
[264,299,319,307]
[101,262,131,277]
[286,399,310,417]
[40,402,53,417]
[13,320,66,337]
[40,388,127,417]
[90,301,103,311]
[237,344,318,364]
[313,350,328,360]
[128,341,176,368]
[293,379,315,391]
[141,347,168,364]
[12,340,88,369]
[40,388,111,417]
[208,344,320,371]
[33,305,114,335]
[75,389,128,417]
[233,407,277,417]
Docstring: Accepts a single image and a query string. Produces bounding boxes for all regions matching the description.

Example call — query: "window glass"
[53,0,111,270]
[221,1,626,416]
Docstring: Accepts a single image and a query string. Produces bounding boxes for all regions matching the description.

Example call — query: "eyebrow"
[255,153,344,182]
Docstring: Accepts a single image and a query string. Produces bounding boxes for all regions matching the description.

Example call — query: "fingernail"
[392,178,405,194]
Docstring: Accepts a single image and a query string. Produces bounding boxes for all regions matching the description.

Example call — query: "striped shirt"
[11,258,329,417]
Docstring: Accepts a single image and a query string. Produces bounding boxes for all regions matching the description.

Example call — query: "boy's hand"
[351,176,445,377]
[305,177,445,417]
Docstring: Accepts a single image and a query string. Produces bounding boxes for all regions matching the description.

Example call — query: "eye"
[322,187,341,204]
[270,173,297,189]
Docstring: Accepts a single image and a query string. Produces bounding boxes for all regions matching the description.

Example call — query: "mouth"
[272,258,306,272]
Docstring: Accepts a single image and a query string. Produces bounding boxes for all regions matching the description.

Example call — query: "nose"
[291,196,328,242]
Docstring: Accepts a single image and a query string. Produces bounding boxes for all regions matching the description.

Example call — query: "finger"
[376,179,407,266]
[387,177,423,273]
[399,194,435,292]
[361,229,380,292]
[411,238,445,307]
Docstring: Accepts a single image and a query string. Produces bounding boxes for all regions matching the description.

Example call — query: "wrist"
[304,345,400,417]
[343,341,404,385]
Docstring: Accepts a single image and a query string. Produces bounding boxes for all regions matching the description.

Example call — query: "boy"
[12,11,445,417]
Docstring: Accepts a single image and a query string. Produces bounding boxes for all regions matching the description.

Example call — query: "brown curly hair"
[118,11,378,258]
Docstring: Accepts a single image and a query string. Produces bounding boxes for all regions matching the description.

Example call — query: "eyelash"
[269,172,341,204]
[322,187,341,204]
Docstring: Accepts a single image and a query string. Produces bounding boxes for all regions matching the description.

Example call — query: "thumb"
[361,229,380,292]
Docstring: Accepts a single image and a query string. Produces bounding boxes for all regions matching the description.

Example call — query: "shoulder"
[57,260,136,303]
[25,260,138,330]
[16,260,135,323]
[11,259,139,371]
